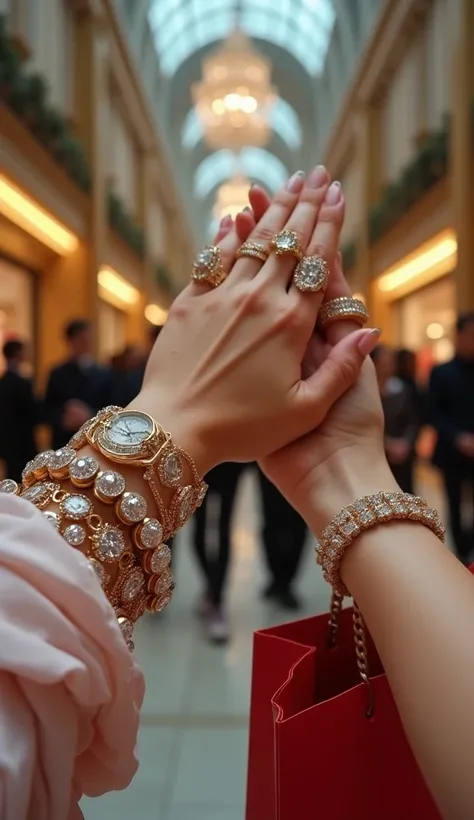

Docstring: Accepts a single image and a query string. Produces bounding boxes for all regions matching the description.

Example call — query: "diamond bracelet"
[315,491,446,597]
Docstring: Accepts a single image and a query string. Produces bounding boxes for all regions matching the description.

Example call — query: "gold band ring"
[293,255,329,293]
[318,296,369,328]
[191,245,227,288]
[271,230,304,262]
[236,241,269,263]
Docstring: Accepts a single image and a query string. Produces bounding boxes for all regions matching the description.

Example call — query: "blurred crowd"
[1,311,474,643]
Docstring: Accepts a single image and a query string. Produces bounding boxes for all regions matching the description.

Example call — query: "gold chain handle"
[327,590,374,717]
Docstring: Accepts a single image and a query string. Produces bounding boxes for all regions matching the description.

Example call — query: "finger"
[235,210,256,242]
[295,327,381,428]
[248,185,271,222]
[213,214,233,244]
[257,164,330,289]
[322,252,364,344]
[230,170,307,282]
[288,181,345,329]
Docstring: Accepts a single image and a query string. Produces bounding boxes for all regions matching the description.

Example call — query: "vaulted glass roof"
[194,148,288,198]
[182,98,302,151]
[149,0,335,77]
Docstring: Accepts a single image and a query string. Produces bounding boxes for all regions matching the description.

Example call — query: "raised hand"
[136,168,376,475]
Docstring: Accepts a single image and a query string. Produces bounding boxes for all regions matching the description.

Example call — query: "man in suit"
[44,319,112,450]
[0,339,39,481]
[428,312,474,563]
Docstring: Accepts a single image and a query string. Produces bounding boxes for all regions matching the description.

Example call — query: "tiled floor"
[81,468,447,820]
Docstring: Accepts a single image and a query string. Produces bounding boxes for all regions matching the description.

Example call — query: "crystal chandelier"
[213,174,251,221]
[192,6,276,151]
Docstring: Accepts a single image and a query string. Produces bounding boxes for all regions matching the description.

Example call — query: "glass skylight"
[182,98,302,151]
[194,147,288,198]
[149,0,335,77]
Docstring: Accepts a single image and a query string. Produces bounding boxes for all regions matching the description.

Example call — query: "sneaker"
[206,608,230,644]
[195,593,212,620]
[273,588,302,612]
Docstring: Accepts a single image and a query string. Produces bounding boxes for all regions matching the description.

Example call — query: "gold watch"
[86,409,170,466]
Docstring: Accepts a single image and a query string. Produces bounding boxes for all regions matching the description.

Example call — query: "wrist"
[303,446,400,535]
[126,389,214,477]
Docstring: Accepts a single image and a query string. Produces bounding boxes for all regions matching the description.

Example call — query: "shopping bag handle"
[328,589,374,718]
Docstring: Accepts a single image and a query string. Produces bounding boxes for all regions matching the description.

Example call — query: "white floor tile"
[170,728,248,807]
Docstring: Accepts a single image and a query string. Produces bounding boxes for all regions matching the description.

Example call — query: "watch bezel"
[92,410,168,464]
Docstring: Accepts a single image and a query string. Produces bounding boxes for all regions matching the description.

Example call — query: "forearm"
[304,453,474,819]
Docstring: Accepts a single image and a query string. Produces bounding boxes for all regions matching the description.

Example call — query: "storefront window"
[396,275,455,385]
[0,257,34,374]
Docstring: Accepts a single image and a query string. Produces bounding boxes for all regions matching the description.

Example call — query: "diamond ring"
[191,245,227,288]
[293,255,329,293]
[318,296,369,328]
[270,230,304,261]
[236,241,269,263]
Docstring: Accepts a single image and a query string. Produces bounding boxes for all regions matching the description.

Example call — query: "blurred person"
[371,344,420,493]
[44,319,112,450]
[396,347,426,423]
[428,312,474,562]
[0,339,40,481]
[257,467,307,610]
[192,462,245,643]
[109,345,144,407]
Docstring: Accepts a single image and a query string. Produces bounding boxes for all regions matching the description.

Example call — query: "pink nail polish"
[325,181,342,204]
[307,165,328,188]
[358,328,381,356]
[285,171,305,192]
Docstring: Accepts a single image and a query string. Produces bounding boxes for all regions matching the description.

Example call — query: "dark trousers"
[192,463,244,607]
[443,466,474,562]
[257,469,307,590]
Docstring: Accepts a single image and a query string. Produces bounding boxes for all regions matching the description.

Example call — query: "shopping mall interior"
[0,0,473,817]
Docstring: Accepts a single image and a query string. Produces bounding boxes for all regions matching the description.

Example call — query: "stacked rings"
[236,241,269,262]
[191,245,227,288]
[318,296,369,328]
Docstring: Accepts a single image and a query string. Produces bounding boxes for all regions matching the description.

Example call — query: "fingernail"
[220,214,232,227]
[243,206,252,213]
[307,164,328,188]
[358,328,381,357]
[285,170,305,192]
[325,181,342,204]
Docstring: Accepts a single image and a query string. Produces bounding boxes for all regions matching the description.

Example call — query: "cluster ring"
[191,245,227,288]
[236,241,269,263]
[318,296,369,329]
[271,230,304,262]
[293,255,329,293]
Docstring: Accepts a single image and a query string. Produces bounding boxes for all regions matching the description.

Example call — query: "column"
[451,0,474,311]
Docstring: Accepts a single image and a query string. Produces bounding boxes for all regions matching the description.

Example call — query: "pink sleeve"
[0,495,145,820]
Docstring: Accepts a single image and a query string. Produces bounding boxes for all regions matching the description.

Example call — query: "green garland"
[0,14,90,192]
[369,118,449,245]
[154,262,172,295]
[107,190,146,258]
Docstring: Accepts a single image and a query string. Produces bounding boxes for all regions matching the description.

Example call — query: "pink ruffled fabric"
[0,495,145,820]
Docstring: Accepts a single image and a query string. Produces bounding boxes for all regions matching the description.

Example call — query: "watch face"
[107,412,154,448]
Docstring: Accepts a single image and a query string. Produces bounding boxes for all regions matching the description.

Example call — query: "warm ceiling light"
[426,322,444,340]
[353,292,366,303]
[0,175,79,255]
[378,232,457,295]
[98,266,140,309]
[145,303,168,325]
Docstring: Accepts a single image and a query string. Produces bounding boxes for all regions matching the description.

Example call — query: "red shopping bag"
[246,604,441,819]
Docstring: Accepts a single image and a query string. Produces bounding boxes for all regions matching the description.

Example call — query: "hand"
[456,433,474,458]
[62,400,92,432]
[385,438,411,464]
[234,185,390,531]
[134,168,378,475]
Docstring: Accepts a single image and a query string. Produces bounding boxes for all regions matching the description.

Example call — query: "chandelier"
[213,174,251,221]
[192,20,276,151]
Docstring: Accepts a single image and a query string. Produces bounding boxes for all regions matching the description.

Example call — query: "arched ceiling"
[143,0,336,239]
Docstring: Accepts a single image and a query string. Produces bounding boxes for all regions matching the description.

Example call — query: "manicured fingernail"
[307,164,328,188]
[358,328,381,356]
[285,170,305,192]
[220,214,232,227]
[243,206,252,213]
[325,181,342,204]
